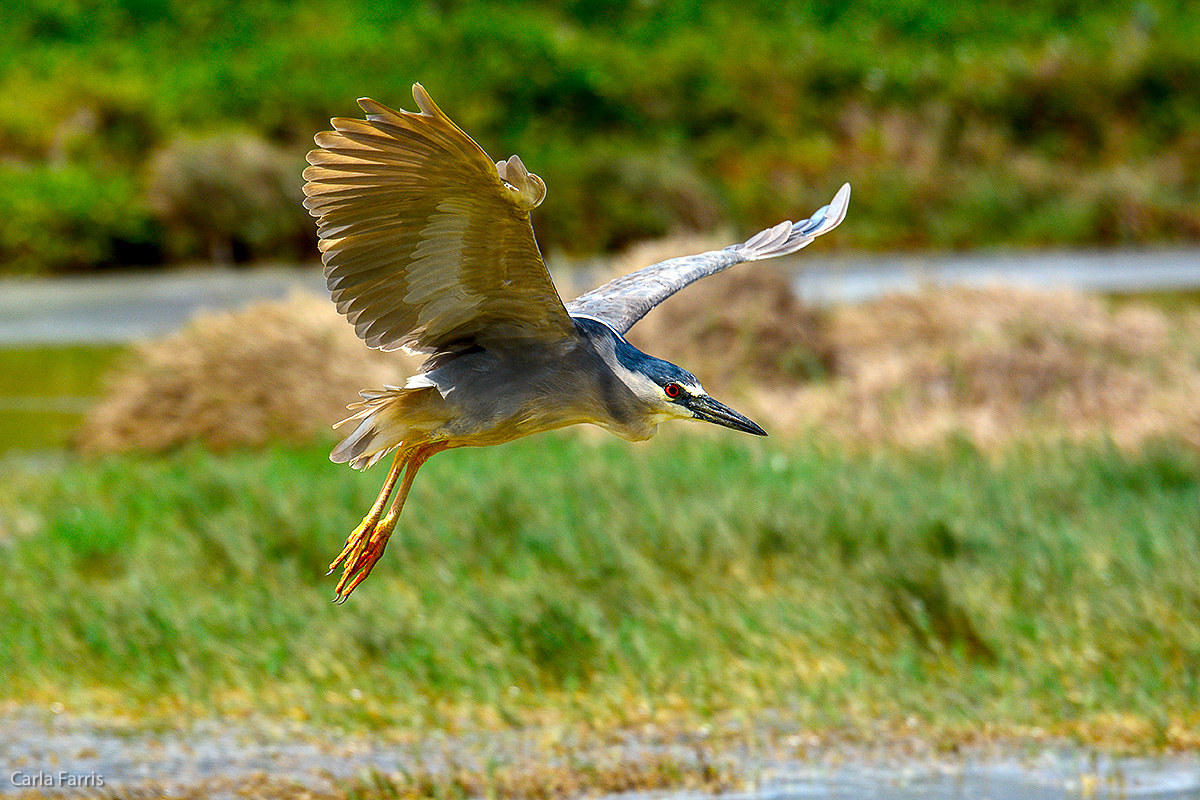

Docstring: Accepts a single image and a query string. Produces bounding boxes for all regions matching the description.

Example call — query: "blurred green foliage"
[1,0,1198,273]
[2,433,1199,737]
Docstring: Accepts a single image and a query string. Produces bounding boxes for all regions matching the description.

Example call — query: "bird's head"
[577,317,766,437]
[630,358,767,437]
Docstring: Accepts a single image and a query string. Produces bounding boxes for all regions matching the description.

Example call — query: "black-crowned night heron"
[304,85,849,601]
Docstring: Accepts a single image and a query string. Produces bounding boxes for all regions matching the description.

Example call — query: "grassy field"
[2,430,1198,748]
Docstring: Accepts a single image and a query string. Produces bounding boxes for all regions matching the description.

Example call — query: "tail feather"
[330,413,381,467]
[331,385,442,470]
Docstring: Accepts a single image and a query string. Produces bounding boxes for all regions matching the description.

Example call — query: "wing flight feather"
[566,184,850,334]
[303,84,573,354]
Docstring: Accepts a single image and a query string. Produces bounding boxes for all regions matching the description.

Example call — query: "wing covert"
[303,84,574,353]
[567,184,850,334]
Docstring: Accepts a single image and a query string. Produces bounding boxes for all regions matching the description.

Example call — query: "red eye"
[664,382,681,399]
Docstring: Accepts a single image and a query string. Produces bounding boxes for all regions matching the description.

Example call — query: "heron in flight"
[304,85,849,601]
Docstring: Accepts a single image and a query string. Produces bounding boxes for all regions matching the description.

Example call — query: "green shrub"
[145,131,309,262]
[2,0,1199,273]
[0,162,156,273]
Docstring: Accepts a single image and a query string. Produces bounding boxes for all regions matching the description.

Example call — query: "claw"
[328,518,372,574]
[329,514,395,602]
[327,442,446,603]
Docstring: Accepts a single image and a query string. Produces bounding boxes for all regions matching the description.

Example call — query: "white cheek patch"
[624,368,665,403]
[595,336,662,404]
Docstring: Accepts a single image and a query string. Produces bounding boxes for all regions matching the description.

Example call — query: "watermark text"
[10,771,105,789]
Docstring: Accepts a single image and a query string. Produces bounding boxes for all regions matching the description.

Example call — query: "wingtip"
[834,182,851,209]
[356,96,399,120]
[410,83,440,117]
[734,181,852,261]
[826,183,852,229]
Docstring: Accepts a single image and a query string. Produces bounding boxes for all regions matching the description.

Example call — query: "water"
[0,265,325,345]
[3,711,1198,799]
[1,250,1198,347]
[0,344,123,451]
[745,753,1200,799]
[790,248,1200,305]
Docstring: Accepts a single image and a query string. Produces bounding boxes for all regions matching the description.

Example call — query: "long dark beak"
[684,394,767,437]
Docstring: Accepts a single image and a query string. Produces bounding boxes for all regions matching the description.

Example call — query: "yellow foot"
[328,515,393,603]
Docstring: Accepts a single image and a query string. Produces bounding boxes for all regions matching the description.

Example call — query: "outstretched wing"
[303,84,574,354]
[567,184,850,334]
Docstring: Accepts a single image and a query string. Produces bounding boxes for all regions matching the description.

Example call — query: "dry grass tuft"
[754,285,1200,450]
[75,293,417,455]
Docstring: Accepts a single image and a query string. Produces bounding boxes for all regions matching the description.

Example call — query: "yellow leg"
[331,441,447,603]
[327,445,410,576]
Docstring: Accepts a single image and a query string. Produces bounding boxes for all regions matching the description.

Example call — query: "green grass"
[0,344,123,399]
[2,431,1199,745]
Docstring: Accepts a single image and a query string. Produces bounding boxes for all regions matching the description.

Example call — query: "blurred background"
[2,0,1199,452]
[3,0,1198,274]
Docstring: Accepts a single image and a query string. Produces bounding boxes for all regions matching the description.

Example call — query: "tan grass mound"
[76,293,418,455]
[78,247,1200,455]
[754,285,1200,450]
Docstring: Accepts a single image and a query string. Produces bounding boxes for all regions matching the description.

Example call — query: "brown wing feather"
[303,84,573,353]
